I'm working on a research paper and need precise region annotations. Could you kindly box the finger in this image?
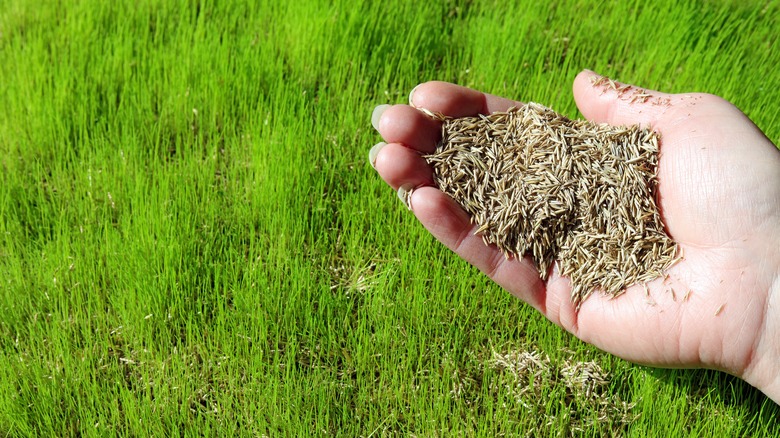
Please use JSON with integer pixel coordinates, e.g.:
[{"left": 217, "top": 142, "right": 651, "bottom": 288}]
[
  {"left": 409, "top": 81, "right": 522, "bottom": 117},
  {"left": 407, "top": 186, "right": 547, "bottom": 312},
  {"left": 371, "top": 142, "right": 434, "bottom": 190},
  {"left": 373, "top": 104, "right": 441, "bottom": 153},
  {"left": 572, "top": 70, "right": 672, "bottom": 127}
]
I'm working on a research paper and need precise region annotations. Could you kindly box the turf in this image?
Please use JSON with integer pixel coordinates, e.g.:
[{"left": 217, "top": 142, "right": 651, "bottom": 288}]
[{"left": 0, "top": 0, "right": 778, "bottom": 436}]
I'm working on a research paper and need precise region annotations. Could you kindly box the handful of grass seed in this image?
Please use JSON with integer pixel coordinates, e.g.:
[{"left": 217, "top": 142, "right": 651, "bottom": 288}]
[{"left": 424, "top": 103, "right": 678, "bottom": 305}]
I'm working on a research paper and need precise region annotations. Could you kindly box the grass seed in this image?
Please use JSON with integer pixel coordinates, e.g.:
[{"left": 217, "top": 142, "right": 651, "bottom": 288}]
[{"left": 425, "top": 103, "right": 679, "bottom": 306}]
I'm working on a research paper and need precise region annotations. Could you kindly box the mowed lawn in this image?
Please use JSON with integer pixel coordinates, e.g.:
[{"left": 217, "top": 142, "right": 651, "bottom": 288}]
[{"left": 1, "top": 0, "right": 779, "bottom": 435}]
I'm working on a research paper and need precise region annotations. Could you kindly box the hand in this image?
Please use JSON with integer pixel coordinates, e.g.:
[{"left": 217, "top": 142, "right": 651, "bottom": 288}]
[{"left": 370, "top": 71, "right": 780, "bottom": 403}]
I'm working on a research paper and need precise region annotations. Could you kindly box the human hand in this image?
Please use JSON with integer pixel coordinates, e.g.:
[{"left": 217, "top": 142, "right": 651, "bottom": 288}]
[{"left": 369, "top": 71, "right": 780, "bottom": 403}]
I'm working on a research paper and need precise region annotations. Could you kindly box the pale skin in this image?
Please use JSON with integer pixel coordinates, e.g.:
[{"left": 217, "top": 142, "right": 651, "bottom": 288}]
[{"left": 369, "top": 70, "right": 780, "bottom": 404}]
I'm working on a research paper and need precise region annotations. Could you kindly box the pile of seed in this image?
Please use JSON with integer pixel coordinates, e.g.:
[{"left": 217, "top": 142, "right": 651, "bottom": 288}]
[{"left": 424, "top": 103, "right": 678, "bottom": 305}]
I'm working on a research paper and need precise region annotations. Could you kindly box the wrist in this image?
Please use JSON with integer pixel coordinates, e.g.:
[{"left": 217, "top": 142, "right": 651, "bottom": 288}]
[{"left": 742, "top": 270, "right": 780, "bottom": 404}]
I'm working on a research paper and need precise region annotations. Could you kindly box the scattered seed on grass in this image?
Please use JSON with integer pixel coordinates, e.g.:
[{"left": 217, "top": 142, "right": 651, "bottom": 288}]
[
  {"left": 424, "top": 103, "right": 679, "bottom": 306},
  {"left": 490, "top": 348, "right": 638, "bottom": 429}
]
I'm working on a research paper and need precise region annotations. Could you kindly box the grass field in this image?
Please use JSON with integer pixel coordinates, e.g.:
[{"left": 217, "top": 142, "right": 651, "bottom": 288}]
[{"left": 1, "top": 0, "right": 779, "bottom": 435}]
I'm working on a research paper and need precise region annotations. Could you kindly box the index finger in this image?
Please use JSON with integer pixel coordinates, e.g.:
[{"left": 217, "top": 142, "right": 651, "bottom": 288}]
[{"left": 410, "top": 81, "right": 524, "bottom": 117}]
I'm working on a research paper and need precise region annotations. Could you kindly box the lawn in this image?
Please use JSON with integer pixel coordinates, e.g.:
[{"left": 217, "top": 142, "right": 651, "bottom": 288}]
[{"left": 1, "top": 0, "right": 779, "bottom": 435}]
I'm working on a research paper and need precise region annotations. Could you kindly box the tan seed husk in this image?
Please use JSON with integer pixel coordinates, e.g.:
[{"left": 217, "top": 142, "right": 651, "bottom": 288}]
[{"left": 424, "top": 103, "right": 678, "bottom": 307}]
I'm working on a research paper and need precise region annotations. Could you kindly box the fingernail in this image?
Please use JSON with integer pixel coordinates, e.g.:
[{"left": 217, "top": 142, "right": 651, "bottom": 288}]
[
  {"left": 397, "top": 183, "right": 415, "bottom": 210},
  {"left": 368, "top": 142, "right": 386, "bottom": 168},
  {"left": 408, "top": 84, "right": 420, "bottom": 107},
  {"left": 371, "top": 104, "right": 391, "bottom": 131}
]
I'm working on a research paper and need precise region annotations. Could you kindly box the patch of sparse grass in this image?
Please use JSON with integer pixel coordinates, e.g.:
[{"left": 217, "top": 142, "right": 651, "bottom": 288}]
[{"left": 0, "top": 0, "right": 779, "bottom": 436}]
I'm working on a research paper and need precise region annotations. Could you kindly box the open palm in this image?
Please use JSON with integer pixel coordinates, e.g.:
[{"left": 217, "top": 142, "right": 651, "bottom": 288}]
[{"left": 371, "top": 71, "right": 780, "bottom": 401}]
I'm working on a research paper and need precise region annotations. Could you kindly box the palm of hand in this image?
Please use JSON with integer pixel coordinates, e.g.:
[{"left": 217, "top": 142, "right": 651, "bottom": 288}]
[
  {"left": 574, "top": 90, "right": 780, "bottom": 377},
  {"left": 372, "top": 71, "right": 780, "bottom": 385}
]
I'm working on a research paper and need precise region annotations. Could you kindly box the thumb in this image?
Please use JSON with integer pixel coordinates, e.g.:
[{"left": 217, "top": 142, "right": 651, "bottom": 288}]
[{"left": 572, "top": 70, "right": 673, "bottom": 127}]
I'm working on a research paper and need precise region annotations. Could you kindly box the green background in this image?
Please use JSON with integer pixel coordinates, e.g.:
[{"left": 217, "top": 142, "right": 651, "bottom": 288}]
[{"left": 1, "top": 0, "right": 778, "bottom": 435}]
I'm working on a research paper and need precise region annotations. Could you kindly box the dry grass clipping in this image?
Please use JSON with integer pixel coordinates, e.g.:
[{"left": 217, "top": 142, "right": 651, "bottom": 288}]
[{"left": 425, "top": 103, "right": 678, "bottom": 305}]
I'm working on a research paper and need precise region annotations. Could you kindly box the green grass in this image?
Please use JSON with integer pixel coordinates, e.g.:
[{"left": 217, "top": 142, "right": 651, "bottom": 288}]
[{"left": 1, "top": 0, "right": 779, "bottom": 435}]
